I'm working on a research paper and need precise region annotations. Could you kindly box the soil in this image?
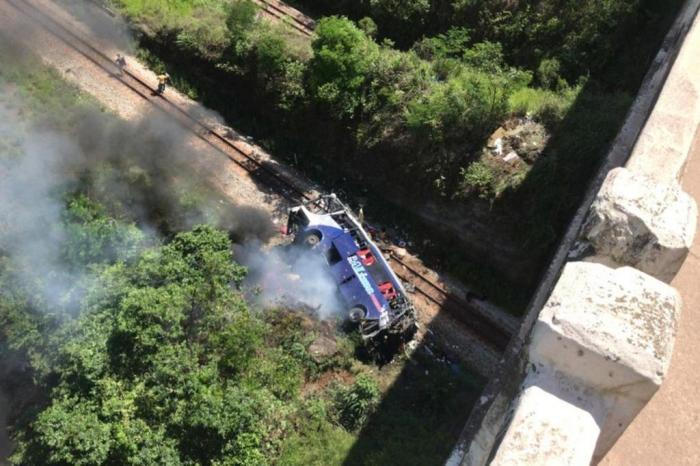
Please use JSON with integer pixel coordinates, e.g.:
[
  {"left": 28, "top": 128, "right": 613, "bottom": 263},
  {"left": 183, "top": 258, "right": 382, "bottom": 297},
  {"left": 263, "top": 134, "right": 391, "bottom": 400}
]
[{"left": 303, "top": 369, "right": 355, "bottom": 396}]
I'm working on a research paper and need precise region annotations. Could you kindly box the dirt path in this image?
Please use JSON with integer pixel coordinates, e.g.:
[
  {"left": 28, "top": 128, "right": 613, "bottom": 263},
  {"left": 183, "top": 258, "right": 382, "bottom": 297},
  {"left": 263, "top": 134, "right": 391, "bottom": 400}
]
[
  {"left": 1, "top": 0, "right": 290, "bottom": 220},
  {"left": 600, "top": 128, "right": 700, "bottom": 465}
]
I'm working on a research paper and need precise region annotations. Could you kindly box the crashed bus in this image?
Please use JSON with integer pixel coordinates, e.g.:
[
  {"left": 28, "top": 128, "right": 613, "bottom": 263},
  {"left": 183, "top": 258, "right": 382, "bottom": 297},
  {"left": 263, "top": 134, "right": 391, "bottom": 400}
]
[{"left": 285, "top": 194, "right": 416, "bottom": 340}]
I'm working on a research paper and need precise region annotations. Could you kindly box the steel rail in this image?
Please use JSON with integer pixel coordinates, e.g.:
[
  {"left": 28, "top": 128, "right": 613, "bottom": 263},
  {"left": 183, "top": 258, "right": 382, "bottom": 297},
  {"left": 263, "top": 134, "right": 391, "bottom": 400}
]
[
  {"left": 253, "top": 0, "right": 314, "bottom": 37},
  {"left": 11, "top": 0, "right": 511, "bottom": 352},
  {"left": 7, "top": 0, "right": 314, "bottom": 205},
  {"left": 388, "top": 257, "right": 511, "bottom": 351}
]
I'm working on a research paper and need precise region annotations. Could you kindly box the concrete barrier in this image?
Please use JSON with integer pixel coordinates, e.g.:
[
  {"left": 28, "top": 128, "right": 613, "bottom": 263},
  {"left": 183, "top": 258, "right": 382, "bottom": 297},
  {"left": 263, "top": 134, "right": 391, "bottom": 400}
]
[
  {"left": 448, "top": 2, "right": 700, "bottom": 465},
  {"left": 491, "top": 263, "right": 682, "bottom": 465},
  {"left": 581, "top": 168, "right": 697, "bottom": 283}
]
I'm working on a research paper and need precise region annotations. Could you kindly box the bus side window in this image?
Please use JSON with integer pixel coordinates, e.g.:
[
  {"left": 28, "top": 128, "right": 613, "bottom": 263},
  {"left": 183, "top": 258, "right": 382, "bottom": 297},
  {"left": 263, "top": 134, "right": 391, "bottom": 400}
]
[{"left": 325, "top": 245, "right": 342, "bottom": 265}]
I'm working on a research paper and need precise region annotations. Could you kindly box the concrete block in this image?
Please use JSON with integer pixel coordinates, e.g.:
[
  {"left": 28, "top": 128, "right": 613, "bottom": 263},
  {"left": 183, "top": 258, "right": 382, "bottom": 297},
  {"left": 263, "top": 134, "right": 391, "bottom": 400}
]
[
  {"left": 531, "top": 262, "right": 681, "bottom": 458},
  {"left": 491, "top": 370, "right": 605, "bottom": 466},
  {"left": 582, "top": 167, "right": 697, "bottom": 282},
  {"left": 627, "top": 16, "right": 700, "bottom": 183}
]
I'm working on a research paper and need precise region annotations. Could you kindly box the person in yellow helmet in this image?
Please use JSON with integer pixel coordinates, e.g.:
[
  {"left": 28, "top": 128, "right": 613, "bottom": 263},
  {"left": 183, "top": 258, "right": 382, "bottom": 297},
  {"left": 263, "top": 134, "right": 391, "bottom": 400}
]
[{"left": 156, "top": 73, "right": 170, "bottom": 94}]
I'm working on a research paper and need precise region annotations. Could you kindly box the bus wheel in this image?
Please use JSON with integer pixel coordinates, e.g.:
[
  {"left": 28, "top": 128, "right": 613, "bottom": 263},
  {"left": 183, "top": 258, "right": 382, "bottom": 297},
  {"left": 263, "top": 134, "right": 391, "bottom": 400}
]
[
  {"left": 304, "top": 232, "right": 321, "bottom": 247},
  {"left": 348, "top": 307, "right": 365, "bottom": 323}
]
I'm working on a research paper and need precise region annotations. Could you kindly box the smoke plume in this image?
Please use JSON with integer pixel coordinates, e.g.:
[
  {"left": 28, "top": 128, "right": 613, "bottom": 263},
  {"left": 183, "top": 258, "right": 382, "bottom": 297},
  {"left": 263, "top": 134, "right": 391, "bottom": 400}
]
[
  {"left": 236, "top": 241, "right": 345, "bottom": 319},
  {"left": 0, "top": 1, "right": 343, "bottom": 319},
  {"left": 56, "top": 0, "right": 135, "bottom": 53},
  {"left": 0, "top": 80, "right": 276, "bottom": 303}
]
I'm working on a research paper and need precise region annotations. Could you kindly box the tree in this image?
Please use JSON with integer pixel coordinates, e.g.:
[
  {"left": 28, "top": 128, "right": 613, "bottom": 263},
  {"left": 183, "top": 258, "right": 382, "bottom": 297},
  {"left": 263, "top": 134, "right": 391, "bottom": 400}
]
[
  {"left": 308, "top": 17, "right": 381, "bottom": 118},
  {"left": 8, "top": 225, "right": 280, "bottom": 465},
  {"left": 62, "top": 194, "right": 146, "bottom": 268}
]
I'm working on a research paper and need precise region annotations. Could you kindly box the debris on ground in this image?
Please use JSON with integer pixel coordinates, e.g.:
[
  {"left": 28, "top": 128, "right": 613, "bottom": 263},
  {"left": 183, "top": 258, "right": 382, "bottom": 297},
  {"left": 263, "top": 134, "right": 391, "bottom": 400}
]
[
  {"left": 503, "top": 151, "right": 521, "bottom": 164},
  {"left": 486, "top": 117, "right": 548, "bottom": 165}
]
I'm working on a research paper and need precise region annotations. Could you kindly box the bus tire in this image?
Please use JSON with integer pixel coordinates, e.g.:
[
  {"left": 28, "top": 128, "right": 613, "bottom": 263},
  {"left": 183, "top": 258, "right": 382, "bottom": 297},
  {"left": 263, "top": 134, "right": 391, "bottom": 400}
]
[
  {"left": 303, "top": 232, "right": 321, "bottom": 247},
  {"left": 348, "top": 307, "right": 365, "bottom": 323}
]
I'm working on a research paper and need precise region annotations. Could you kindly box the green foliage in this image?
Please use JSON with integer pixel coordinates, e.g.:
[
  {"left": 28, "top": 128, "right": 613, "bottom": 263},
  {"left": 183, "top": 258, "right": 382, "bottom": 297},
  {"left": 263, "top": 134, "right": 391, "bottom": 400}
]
[
  {"left": 413, "top": 27, "right": 471, "bottom": 61},
  {"left": 508, "top": 84, "right": 581, "bottom": 125},
  {"left": 462, "top": 41, "right": 505, "bottom": 74},
  {"left": 309, "top": 17, "right": 380, "bottom": 118},
  {"left": 277, "top": 398, "right": 354, "bottom": 465},
  {"left": 459, "top": 160, "right": 496, "bottom": 200},
  {"left": 213, "top": 314, "right": 264, "bottom": 378},
  {"left": 331, "top": 374, "right": 380, "bottom": 431},
  {"left": 537, "top": 58, "right": 563, "bottom": 90},
  {"left": 357, "top": 17, "right": 378, "bottom": 38},
  {"left": 62, "top": 194, "right": 146, "bottom": 268},
  {"left": 369, "top": 0, "right": 430, "bottom": 22},
  {"left": 1, "top": 53, "right": 490, "bottom": 464},
  {"left": 226, "top": 0, "right": 258, "bottom": 39},
  {"left": 7, "top": 225, "right": 275, "bottom": 465},
  {"left": 24, "top": 397, "right": 113, "bottom": 465},
  {"left": 407, "top": 69, "right": 502, "bottom": 143}
]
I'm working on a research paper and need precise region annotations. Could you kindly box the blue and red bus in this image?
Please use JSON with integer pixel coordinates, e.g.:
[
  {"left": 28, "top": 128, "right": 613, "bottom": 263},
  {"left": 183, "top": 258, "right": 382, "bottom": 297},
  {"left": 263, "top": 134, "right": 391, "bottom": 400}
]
[{"left": 285, "top": 195, "right": 416, "bottom": 340}]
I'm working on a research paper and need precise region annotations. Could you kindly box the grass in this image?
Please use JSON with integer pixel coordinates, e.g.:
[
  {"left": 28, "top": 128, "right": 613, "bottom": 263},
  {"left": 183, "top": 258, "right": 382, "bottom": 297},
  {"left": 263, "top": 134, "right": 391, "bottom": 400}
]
[
  {"left": 508, "top": 85, "right": 580, "bottom": 124},
  {"left": 0, "top": 42, "right": 102, "bottom": 124},
  {"left": 117, "top": 0, "right": 201, "bottom": 22}
]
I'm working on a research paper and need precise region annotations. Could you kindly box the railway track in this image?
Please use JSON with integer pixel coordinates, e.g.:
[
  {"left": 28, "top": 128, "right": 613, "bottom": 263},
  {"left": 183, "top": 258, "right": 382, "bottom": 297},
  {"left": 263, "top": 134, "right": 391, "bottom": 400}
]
[
  {"left": 7, "top": 0, "right": 512, "bottom": 353},
  {"left": 253, "top": 0, "right": 315, "bottom": 37},
  {"left": 387, "top": 255, "right": 512, "bottom": 351},
  {"left": 6, "top": 0, "right": 313, "bottom": 204}
]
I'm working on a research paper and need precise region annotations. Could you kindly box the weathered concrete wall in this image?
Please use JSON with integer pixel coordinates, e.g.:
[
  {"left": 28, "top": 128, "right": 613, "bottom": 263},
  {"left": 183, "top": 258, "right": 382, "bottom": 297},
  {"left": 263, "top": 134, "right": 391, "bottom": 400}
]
[
  {"left": 581, "top": 168, "right": 697, "bottom": 283},
  {"left": 491, "top": 263, "right": 682, "bottom": 465},
  {"left": 448, "top": 1, "right": 700, "bottom": 465}
]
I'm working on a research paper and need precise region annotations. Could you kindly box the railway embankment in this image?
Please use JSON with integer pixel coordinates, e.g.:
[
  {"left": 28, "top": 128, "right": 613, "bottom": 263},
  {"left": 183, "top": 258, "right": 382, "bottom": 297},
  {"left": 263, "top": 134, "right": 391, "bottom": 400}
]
[{"left": 449, "top": 1, "right": 700, "bottom": 464}]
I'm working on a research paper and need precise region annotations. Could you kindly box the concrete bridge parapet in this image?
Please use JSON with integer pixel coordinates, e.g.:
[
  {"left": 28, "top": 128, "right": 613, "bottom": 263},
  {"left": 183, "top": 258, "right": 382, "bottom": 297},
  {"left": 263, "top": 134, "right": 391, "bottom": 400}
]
[{"left": 450, "top": 1, "right": 700, "bottom": 465}]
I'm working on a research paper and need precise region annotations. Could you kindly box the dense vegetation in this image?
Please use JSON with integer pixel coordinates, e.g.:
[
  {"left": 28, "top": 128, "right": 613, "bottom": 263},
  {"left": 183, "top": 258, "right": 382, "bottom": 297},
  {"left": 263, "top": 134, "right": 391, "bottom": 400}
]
[
  {"left": 111, "top": 0, "right": 680, "bottom": 290},
  {"left": 0, "top": 47, "right": 481, "bottom": 465},
  {"left": 3, "top": 215, "right": 478, "bottom": 465}
]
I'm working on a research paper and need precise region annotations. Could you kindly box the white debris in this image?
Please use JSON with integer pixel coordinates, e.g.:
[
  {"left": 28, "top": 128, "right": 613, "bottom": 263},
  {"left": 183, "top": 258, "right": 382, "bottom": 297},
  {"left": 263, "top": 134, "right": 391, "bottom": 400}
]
[
  {"left": 494, "top": 137, "right": 503, "bottom": 156},
  {"left": 503, "top": 151, "right": 521, "bottom": 164}
]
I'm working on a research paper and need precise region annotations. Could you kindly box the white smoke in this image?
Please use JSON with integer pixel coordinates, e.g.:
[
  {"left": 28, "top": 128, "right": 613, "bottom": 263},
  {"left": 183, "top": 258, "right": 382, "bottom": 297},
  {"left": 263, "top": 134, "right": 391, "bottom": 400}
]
[
  {"left": 0, "top": 2, "right": 339, "bottom": 319},
  {"left": 236, "top": 241, "right": 346, "bottom": 320},
  {"left": 0, "top": 98, "right": 91, "bottom": 309}
]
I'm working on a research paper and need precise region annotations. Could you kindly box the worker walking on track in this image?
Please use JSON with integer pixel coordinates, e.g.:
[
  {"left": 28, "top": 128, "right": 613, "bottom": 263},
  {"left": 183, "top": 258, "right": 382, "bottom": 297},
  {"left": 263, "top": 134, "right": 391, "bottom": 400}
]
[
  {"left": 114, "top": 53, "right": 126, "bottom": 76},
  {"left": 156, "top": 73, "right": 170, "bottom": 94}
]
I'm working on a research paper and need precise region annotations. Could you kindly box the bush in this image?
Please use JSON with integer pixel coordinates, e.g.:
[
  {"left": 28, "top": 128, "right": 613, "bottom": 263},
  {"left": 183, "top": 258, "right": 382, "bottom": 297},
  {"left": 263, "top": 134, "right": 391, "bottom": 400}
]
[
  {"left": 406, "top": 68, "right": 509, "bottom": 144},
  {"left": 462, "top": 41, "right": 505, "bottom": 74},
  {"left": 308, "top": 17, "right": 381, "bottom": 118},
  {"left": 508, "top": 85, "right": 580, "bottom": 125},
  {"left": 537, "top": 57, "right": 564, "bottom": 90},
  {"left": 459, "top": 160, "right": 496, "bottom": 200},
  {"left": 331, "top": 374, "right": 380, "bottom": 431},
  {"left": 226, "top": 0, "right": 258, "bottom": 37}
]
